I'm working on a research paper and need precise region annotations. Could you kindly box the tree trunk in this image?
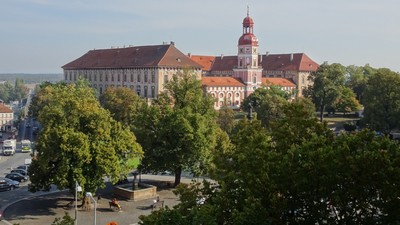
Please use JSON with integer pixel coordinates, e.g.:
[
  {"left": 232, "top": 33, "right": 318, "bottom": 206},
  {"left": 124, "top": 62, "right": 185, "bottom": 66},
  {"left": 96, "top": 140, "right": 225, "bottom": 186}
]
[
  {"left": 174, "top": 166, "right": 182, "bottom": 187},
  {"left": 319, "top": 105, "right": 325, "bottom": 122}
]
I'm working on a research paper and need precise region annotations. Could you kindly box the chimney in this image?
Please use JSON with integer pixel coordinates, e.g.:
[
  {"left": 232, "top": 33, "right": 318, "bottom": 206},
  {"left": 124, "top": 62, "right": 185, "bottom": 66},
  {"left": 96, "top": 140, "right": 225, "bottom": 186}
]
[
  {"left": 221, "top": 54, "right": 224, "bottom": 59},
  {"left": 290, "top": 53, "right": 293, "bottom": 62},
  {"left": 170, "top": 41, "right": 175, "bottom": 46},
  {"left": 188, "top": 53, "right": 191, "bottom": 58},
  {"left": 266, "top": 51, "right": 269, "bottom": 56}
]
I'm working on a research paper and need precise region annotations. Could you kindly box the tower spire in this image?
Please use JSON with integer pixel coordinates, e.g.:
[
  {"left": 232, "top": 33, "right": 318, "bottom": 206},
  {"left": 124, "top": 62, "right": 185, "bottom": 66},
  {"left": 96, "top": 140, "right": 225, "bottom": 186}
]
[{"left": 247, "top": 5, "right": 249, "bottom": 17}]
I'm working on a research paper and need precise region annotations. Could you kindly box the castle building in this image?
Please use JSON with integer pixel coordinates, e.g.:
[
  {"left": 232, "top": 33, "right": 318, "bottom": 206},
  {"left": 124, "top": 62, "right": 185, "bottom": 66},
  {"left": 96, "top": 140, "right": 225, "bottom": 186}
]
[
  {"left": 62, "top": 43, "right": 202, "bottom": 98},
  {"left": 62, "top": 10, "right": 318, "bottom": 110},
  {"left": 190, "top": 10, "right": 319, "bottom": 109}
]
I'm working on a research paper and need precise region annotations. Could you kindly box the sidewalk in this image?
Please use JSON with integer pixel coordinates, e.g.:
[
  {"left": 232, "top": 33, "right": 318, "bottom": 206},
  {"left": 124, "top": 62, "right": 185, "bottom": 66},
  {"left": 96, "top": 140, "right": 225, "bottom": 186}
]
[{"left": 1, "top": 175, "right": 200, "bottom": 225}]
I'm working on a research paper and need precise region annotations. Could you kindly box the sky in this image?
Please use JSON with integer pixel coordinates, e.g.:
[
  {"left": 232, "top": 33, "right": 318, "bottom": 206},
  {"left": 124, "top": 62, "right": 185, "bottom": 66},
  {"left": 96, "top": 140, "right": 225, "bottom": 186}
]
[{"left": 1, "top": 0, "right": 399, "bottom": 73}]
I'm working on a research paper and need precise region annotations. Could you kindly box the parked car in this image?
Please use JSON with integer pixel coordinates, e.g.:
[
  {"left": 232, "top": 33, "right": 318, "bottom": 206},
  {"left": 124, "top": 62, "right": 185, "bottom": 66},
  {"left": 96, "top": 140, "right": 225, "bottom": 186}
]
[
  {"left": 5, "top": 173, "right": 28, "bottom": 182},
  {"left": 17, "top": 165, "right": 29, "bottom": 171},
  {"left": 3, "top": 178, "right": 19, "bottom": 189},
  {"left": 11, "top": 169, "right": 28, "bottom": 177},
  {"left": 0, "top": 179, "right": 12, "bottom": 191}
]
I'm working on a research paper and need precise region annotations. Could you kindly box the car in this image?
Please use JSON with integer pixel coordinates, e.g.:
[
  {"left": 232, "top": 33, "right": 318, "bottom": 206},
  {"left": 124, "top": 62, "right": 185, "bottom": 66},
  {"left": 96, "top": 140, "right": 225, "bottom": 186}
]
[
  {"left": 26, "top": 123, "right": 31, "bottom": 128},
  {"left": 5, "top": 173, "right": 28, "bottom": 182},
  {"left": 17, "top": 165, "right": 29, "bottom": 171},
  {"left": 3, "top": 178, "right": 19, "bottom": 189},
  {"left": 11, "top": 169, "right": 28, "bottom": 177},
  {"left": 0, "top": 179, "right": 12, "bottom": 191}
]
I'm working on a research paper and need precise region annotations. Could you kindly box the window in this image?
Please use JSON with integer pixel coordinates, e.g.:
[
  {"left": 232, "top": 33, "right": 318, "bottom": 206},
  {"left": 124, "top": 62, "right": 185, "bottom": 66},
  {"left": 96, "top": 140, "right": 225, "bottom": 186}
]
[
  {"left": 130, "top": 73, "right": 134, "bottom": 82},
  {"left": 239, "top": 48, "right": 243, "bottom": 53},
  {"left": 123, "top": 74, "right": 127, "bottom": 82},
  {"left": 151, "top": 86, "right": 155, "bottom": 98},
  {"left": 136, "top": 85, "right": 141, "bottom": 95},
  {"left": 138, "top": 72, "right": 141, "bottom": 82},
  {"left": 111, "top": 75, "right": 114, "bottom": 82},
  {"left": 253, "top": 76, "right": 257, "bottom": 83},
  {"left": 144, "top": 71, "right": 148, "bottom": 82},
  {"left": 151, "top": 71, "right": 156, "bottom": 83},
  {"left": 100, "top": 74, "right": 102, "bottom": 81},
  {"left": 144, "top": 86, "right": 148, "bottom": 98},
  {"left": 164, "top": 74, "right": 168, "bottom": 83},
  {"left": 117, "top": 74, "right": 120, "bottom": 82},
  {"left": 99, "top": 87, "right": 103, "bottom": 94}
]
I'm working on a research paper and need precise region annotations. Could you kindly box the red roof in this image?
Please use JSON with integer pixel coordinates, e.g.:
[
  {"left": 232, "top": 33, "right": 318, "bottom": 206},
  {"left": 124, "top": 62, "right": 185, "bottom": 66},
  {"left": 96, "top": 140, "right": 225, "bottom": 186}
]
[
  {"left": 261, "top": 53, "right": 318, "bottom": 71},
  {"left": 62, "top": 44, "right": 202, "bottom": 69},
  {"left": 262, "top": 78, "right": 296, "bottom": 87},
  {"left": 243, "top": 16, "right": 254, "bottom": 27},
  {"left": 208, "top": 53, "right": 318, "bottom": 72},
  {"left": 189, "top": 55, "right": 215, "bottom": 71},
  {"left": 202, "top": 77, "right": 245, "bottom": 87},
  {"left": 238, "top": 34, "right": 259, "bottom": 46},
  {"left": 0, "top": 103, "right": 12, "bottom": 113}
]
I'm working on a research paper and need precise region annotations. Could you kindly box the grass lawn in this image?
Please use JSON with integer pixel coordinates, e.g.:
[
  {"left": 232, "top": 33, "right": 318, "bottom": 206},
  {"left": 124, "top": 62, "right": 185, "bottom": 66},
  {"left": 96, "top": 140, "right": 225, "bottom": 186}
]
[{"left": 322, "top": 113, "right": 360, "bottom": 130}]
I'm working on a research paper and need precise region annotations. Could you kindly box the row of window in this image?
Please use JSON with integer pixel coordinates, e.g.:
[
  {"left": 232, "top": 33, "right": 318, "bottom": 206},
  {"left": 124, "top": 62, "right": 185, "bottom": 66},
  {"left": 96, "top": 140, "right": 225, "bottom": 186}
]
[
  {"left": 65, "top": 70, "right": 161, "bottom": 83},
  {"left": 94, "top": 84, "right": 157, "bottom": 98},
  {"left": 210, "top": 92, "right": 241, "bottom": 99},
  {"left": 0, "top": 113, "right": 12, "bottom": 118}
]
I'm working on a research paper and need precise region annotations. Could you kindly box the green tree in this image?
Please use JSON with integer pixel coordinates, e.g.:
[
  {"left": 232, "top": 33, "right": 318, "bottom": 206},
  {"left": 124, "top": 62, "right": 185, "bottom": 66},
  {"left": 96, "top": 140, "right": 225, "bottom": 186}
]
[
  {"left": 216, "top": 105, "right": 235, "bottom": 134},
  {"left": 362, "top": 68, "right": 400, "bottom": 132},
  {"left": 13, "top": 78, "right": 29, "bottom": 101},
  {"left": 99, "top": 87, "right": 145, "bottom": 127},
  {"left": 345, "top": 64, "right": 376, "bottom": 103},
  {"left": 241, "top": 87, "right": 288, "bottom": 128},
  {"left": 305, "top": 62, "right": 346, "bottom": 121},
  {"left": 334, "top": 86, "right": 361, "bottom": 115},
  {"left": 28, "top": 81, "right": 143, "bottom": 195},
  {"left": 0, "top": 81, "right": 14, "bottom": 102},
  {"left": 134, "top": 68, "right": 218, "bottom": 186}
]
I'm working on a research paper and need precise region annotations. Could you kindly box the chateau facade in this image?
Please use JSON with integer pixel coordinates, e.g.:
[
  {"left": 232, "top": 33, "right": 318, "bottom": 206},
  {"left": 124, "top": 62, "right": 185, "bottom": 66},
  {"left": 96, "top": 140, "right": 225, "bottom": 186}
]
[{"left": 62, "top": 11, "right": 318, "bottom": 109}]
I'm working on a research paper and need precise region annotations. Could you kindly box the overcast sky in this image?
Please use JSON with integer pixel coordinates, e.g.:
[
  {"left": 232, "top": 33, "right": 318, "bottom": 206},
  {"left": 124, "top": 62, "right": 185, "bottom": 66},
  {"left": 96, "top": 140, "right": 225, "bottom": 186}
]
[{"left": 1, "top": 0, "right": 399, "bottom": 73}]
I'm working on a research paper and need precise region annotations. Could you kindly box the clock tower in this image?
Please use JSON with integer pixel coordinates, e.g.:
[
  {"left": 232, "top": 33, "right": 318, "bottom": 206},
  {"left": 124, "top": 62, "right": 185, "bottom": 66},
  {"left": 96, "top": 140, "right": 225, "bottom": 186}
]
[{"left": 233, "top": 7, "right": 263, "bottom": 97}]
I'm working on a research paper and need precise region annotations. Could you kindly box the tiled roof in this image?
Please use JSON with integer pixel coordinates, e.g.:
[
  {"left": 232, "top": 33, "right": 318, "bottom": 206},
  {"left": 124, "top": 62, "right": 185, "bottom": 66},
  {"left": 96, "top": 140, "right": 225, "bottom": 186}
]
[
  {"left": 208, "top": 53, "right": 319, "bottom": 72},
  {"left": 0, "top": 104, "right": 12, "bottom": 113},
  {"left": 210, "top": 56, "right": 237, "bottom": 71},
  {"left": 62, "top": 44, "right": 202, "bottom": 69},
  {"left": 262, "top": 78, "right": 296, "bottom": 87},
  {"left": 261, "top": 53, "right": 318, "bottom": 71},
  {"left": 189, "top": 55, "right": 215, "bottom": 71},
  {"left": 202, "top": 77, "right": 245, "bottom": 87}
]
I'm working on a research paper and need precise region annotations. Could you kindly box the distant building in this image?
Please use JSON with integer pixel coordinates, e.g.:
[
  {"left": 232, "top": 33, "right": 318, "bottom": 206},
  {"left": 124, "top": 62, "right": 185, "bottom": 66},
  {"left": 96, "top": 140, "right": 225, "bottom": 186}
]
[
  {"left": 190, "top": 10, "right": 318, "bottom": 109},
  {"left": 0, "top": 103, "right": 14, "bottom": 132},
  {"left": 62, "top": 43, "right": 202, "bottom": 99},
  {"left": 62, "top": 10, "right": 318, "bottom": 109}
]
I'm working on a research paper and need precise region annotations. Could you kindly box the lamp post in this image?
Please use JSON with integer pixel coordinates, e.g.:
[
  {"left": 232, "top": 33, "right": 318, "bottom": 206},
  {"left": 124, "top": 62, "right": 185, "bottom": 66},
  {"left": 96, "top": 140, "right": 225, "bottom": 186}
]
[
  {"left": 75, "top": 181, "right": 82, "bottom": 225},
  {"left": 86, "top": 192, "right": 97, "bottom": 225}
]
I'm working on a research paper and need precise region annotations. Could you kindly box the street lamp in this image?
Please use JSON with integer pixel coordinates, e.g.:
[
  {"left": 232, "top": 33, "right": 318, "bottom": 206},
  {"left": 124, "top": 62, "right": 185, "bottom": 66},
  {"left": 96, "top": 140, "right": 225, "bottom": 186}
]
[
  {"left": 86, "top": 192, "right": 97, "bottom": 225},
  {"left": 75, "top": 181, "right": 82, "bottom": 225}
]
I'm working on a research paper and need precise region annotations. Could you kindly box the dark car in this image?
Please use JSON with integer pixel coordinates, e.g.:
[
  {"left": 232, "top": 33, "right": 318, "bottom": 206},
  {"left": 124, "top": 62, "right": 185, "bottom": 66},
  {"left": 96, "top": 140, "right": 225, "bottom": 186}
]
[
  {"left": 0, "top": 179, "right": 12, "bottom": 191},
  {"left": 3, "top": 178, "right": 19, "bottom": 189},
  {"left": 17, "top": 165, "right": 29, "bottom": 171},
  {"left": 5, "top": 173, "right": 28, "bottom": 182},
  {"left": 11, "top": 169, "right": 28, "bottom": 176}
]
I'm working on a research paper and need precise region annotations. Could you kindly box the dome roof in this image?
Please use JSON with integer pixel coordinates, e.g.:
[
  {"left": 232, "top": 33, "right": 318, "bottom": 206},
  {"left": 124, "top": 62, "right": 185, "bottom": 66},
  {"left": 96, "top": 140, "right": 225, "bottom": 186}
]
[
  {"left": 238, "top": 33, "right": 258, "bottom": 46},
  {"left": 242, "top": 16, "right": 254, "bottom": 27}
]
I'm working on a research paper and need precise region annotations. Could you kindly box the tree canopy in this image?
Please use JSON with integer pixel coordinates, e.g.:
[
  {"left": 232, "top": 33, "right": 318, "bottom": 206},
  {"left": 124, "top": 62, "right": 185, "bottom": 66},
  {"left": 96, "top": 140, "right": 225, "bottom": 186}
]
[
  {"left": 362, "top": 68, "right": 400, "bottom": 132},
  {"left": 305, "top": 62, "right": 346, "bottom": 121},
  {"left": 28, "top": 81, "right": 142, "bottom": 194},
  {"left": 133, "top": 68, "right": 218, "bottom": 186}
]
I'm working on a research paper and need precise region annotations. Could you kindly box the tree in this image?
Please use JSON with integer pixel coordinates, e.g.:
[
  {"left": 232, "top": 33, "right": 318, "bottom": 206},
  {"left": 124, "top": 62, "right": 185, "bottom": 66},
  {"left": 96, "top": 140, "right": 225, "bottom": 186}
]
[
  {"left": 305, "top": 62, "right": 346, "bottom": 121},
  {"left": 99, "top": 87, "right": 145, "bottom": 127},
  {"left": 345, "top": 64, "right": 376, "bottom": 103},
  {"left": 28, "top": 81, "right": 143, "bottom": 196},
  {"left": 241, "top": 87, "right": 288, "bottom": 128},
  {"left": 216, "top": 104, "right": 235, "bottom": 134},
  {"left": 0, "top": 81, "right": 13, "bottom": 102},
  {"left": 362, "top": 68, "right": 400, "bottom": 132},
  {"left": 12, "top": 78, "right": 29, "bottom": 101},
  {"left": 334, "top": 86, "right": 361, "bottom": 115},
  {"left": 133, "top": 68, "right": 218, "bottom": 186}
]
